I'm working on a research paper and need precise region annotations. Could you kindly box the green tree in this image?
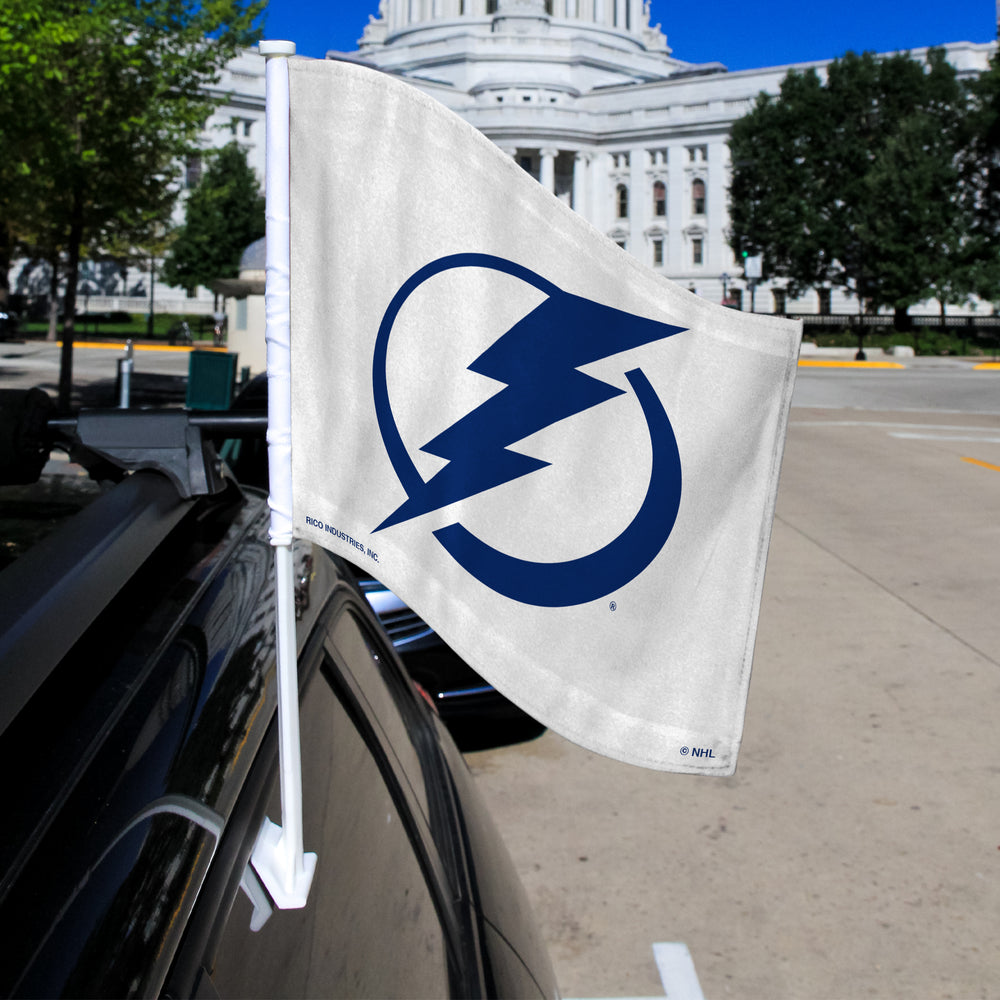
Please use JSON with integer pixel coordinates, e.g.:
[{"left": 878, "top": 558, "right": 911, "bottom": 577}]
[
  {"left": 162, "top": 143, "right": 265, "bottom": 302},
  {"left": 962, "top": 46, "right": 1000, "bottom": 304},
  {"left": 729, "top": 49, "right": 971, "bottom": 329},
  {"left": 0, "top": 0, "right": 263, "bottom": 411}
]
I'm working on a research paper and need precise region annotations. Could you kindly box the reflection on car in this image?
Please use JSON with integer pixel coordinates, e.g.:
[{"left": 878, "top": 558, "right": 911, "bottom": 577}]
[
  {"left": 221, "top": 374, "right": 545, "bottom": 752},
  {"left": 0, "top": 398, "right": 557, "bottom": 998}
]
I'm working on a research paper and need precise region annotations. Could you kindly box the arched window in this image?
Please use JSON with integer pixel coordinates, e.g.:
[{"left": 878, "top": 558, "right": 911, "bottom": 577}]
[
  {"left": 691, "top": 178, "right": 706, "bottom": 216},
  {"left": 616, "top": 183, "right": 628, "bottom": 219},
  {"left": 653, "top": 180, "right": 666, "bottom": 217}
]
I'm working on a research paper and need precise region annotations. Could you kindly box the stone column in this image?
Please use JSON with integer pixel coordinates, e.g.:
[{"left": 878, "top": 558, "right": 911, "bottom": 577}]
[
  {"left": 540, "top": 147, "right": 558, "bottom": 194},
  {"left": 631, "top": 0, "right": 643, "bottom": 31},
  {"left": 572, "top": 151, "right": 590, "bottom": 218},
  {"left": 615, "top": 0, "right": 626, "bottom": 28},
  {"left": 629, "top": 146, "right": 647, "bottom": 261}
]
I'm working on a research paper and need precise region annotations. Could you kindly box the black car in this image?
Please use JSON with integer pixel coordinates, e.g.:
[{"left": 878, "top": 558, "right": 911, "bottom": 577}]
[
  {"left": 0, "top": 308, "right": 18, "bottom": 341},
  {"left": 0, "top": 395, "right": 557, "bottom": 998},
  {"left": 221, "top": 375, "right": 545, "bottom": 751}
]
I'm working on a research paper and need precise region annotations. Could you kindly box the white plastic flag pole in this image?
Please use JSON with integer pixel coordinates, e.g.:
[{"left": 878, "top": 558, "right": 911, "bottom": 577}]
[{"left": 252, "top": 38, "right": 317, "bottom": 909}]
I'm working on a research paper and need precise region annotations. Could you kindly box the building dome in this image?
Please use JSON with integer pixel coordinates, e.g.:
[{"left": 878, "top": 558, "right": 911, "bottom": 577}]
[
  {"left": 353, "top": 0, "right": 697, "bottom": 97},
  {"left": 340, "top": 2, "right": 994, "bottom": 316},
  {"left": 239, "top": 237, "right": 266, "bottom": 273},
  {"left": 359, "top": 0, "right": 669, "bottom": 52}
]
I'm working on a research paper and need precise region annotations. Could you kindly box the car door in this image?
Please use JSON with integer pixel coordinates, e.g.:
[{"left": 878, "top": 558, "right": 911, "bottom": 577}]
[{"left": 165, "top": 592, "right": 485, "bottom": 999}]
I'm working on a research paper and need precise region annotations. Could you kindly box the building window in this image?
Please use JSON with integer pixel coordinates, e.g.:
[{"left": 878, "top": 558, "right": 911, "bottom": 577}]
[
  {"left": 652, "top": 238, "right": 664, "bottom": 266},
  {"left": 486, "top": 0, "right": 497, "bottom": 12},
  {"left": 692, "top": 238, "right": 703, "bottom": 265},
  {"left": 691, "top": 179, "right": 705, "bottom": 216},
  {"left": 772, "top": 288, "right": 787, "bottom": 314},
  {"left": 616, "top": 240, "right": 627, "bottom": 250},
  {"left": 236, "top": 298, "right": 248, "bottom": 331},
  {"left": 653, "top": 180, "right": 666, "bottom": 217},
  {"left": 817, "top": 287, "right": 831, "bottom": 315},
  {"left": 519, "top": 154, "right": 533, "bottom": 172},
  {"left": 616, "top": 183, "right": 628, "bottom": 219}
]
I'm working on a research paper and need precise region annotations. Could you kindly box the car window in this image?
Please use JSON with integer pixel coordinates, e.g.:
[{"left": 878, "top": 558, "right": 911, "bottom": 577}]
[
  {"left": 207, "top": 648, "right": 452, "bottom": 998},
  {"left": 323, "top": 608, "right": 464, "bottom": 896}
]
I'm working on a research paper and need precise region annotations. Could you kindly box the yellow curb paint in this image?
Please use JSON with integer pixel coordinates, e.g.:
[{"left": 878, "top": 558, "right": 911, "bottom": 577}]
[
  {"left": 973, "top": 362, "right": 1000, "bottom": 371},
  {"left": 797, "top": 359, "right": 906, "bottom": 369},
  {"left": 61, "top": 341, "right": 227, "bottom": 353},
  {"left": 962, "top": 456, "right": 1000, "bottom": 473}
]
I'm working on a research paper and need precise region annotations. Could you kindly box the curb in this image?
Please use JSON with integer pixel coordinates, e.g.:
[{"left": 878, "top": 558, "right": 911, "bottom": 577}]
[
  {"left": 798, "top": 359, "right": 906, "bottom": 369},
  {"left": 61, "top": 341, "right": 228, "bottom": 353}
]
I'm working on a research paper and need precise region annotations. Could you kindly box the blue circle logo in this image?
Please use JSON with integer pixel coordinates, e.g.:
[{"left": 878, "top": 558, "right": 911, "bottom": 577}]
[{"left": 372, "top": 253, "right": 685, "bottom": 607}]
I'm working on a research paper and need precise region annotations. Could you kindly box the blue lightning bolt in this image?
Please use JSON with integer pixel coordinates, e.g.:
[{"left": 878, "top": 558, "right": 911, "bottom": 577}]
[{"left": 375, "top": 287, "right": 685, "bottom": 532}]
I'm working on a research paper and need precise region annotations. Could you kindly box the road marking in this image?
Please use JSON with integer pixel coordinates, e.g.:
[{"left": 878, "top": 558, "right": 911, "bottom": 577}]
[
  {"left": 653, "top": 942, "right": 705, "bottom": 1000},
  {"left": 962, "top": 456, "right": 1000, "bottom": 473},
  {"left": 794, "top": 419, "right": 1000, "bottom": 443},
  {"left": 973, "top": 362, "right": 1000, "bottom": 370},
  {"left": 564, "top": 942, "right": 705, "bottom": 1000},
  {"left": 793, "top": 420, "right": 997, "bottom": 431},
  {"left": 798, "top": 359, "right": 905, "bottom": 369},
  {"left": 890, "top": 432, "right": 1000, "bottom": 443}
]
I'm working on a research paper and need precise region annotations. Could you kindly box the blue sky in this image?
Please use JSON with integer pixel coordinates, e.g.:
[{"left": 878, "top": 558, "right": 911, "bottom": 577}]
[{"left": 261, "top": 1, "right": 996, "bottom": 69}]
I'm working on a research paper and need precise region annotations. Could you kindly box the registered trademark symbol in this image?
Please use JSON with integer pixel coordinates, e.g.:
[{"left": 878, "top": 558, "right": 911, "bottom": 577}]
[{"left": 609, "top": 601, "right": 617, "bottom": 612}]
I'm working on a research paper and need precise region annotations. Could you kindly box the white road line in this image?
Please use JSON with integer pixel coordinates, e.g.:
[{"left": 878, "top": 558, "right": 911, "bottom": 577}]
[
  {"left": 792, "top": 420, "right": 999, "bottom": 432},
  {"left": 565, "top": 942, "right": 705, "bottom": 1000},
  {"left": 889, "top": 432, "right": 1000, "bottom": 443},
  {"left": 653, "top": 942, "right": 705, "bottom": 1000}
]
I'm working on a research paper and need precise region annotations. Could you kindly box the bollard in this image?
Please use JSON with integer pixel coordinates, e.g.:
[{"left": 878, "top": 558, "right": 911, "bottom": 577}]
[{"left": 117, "top": 339, "right": 134, "bottom": 408}]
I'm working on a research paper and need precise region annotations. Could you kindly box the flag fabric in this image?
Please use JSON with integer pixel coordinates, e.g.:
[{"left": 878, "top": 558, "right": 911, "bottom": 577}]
[{"left": 282, "top": 56, "right": 801, "bottom": 774}]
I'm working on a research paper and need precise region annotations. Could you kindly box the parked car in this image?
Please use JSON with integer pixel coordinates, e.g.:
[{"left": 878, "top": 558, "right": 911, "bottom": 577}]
[
  {"left": 221, "top": 375, "right": 545, "bottom": 751},
  {"left": 0, "top": 308, "right": 19, "bottom": 341},
  {"left": 0, "top": 398, "right": 557, "bottom": 998}
]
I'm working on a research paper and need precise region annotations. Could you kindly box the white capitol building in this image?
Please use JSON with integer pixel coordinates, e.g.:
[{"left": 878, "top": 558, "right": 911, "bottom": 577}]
[{"left": 47, "top": 1, "right": 996, "bottom": 319}]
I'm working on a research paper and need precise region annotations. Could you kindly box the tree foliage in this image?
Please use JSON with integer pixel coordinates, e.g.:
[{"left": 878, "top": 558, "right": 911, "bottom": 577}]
[
  {"left": 728, "top": 49, "right": 974, "bottom": 315},
  {"left": 961, "top": 47, "right": 1000, "bottom": 302},
  {"left": 162, "top": 143, "right": 265, "bottom": 296},
  {"left": 0, "top": 0, "right": 263, "bottom": 409}
]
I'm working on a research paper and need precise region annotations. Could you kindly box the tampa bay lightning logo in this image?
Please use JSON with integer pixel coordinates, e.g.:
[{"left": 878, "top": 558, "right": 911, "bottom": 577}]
[{"left": 372, "top": 253, "right": 685, "bottom": 607}]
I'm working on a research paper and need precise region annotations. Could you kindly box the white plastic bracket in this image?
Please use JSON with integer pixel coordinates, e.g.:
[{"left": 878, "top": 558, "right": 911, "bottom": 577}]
[{"left": 254, "top": 38, "right": 317, "bottom": 913}]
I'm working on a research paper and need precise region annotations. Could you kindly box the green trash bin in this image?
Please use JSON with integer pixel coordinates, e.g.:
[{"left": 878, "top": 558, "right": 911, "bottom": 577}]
[{"left": 186, "top": 351, "right": 238, "bottom": 410}]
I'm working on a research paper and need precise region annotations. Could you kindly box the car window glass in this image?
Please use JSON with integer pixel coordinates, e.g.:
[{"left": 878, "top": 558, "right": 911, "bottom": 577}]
[
  {"left": 325, "top": 608, "right": 435, "bottom": 820},
  {"left": 208, "top": 656, "right": 450, "bottom": 998}
]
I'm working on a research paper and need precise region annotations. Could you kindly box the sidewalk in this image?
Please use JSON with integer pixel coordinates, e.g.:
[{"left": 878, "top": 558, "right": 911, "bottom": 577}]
[{"left": 466, "top": 407, "right": 1000, "bottom": 999}]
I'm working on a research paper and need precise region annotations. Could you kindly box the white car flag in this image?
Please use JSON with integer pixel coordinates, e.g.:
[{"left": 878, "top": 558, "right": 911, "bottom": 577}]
[{"left": 280, "top": 56, "right": 800, "bottom": 774}]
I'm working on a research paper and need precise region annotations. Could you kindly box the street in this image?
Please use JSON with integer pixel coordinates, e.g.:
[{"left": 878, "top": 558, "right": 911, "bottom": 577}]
[
  {"left": 0, "top": 340, "right": 192, "bottom": 408},
  {"left": 467, "top": 361, "right": 1000, "bottom": 999},
  {"left": 2, "top": 344, "right": 998, "bottom": 998}
]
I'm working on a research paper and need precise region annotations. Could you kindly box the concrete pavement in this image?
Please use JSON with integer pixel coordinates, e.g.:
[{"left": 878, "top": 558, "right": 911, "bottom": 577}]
[{"left": 467, "top": 406, "right": 1000, "bottom": 999}]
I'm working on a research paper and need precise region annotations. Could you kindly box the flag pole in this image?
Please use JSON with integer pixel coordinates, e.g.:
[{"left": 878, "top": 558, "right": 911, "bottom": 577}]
[{"left": 252, "top": 38, "right": 317, "bottom": 909}]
